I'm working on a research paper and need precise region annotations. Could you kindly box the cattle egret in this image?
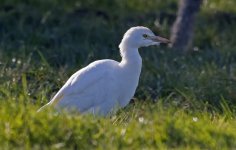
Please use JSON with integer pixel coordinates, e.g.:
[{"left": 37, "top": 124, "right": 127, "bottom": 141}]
[{"left": 38, "top": 26, "right": 170, "bottom": 115}]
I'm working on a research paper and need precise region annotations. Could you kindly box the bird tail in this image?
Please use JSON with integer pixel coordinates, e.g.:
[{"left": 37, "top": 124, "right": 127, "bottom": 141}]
[{"left": 37, "top": 103, "right": 51, "bottom": 113}]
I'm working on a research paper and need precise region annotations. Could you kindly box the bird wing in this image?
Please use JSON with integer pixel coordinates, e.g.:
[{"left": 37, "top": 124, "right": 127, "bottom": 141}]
[{"left": 48, "top": 60, "right": 116, "bottom": 109}]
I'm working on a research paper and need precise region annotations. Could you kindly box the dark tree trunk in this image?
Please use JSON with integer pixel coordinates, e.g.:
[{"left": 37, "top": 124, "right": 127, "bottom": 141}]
[{"left": 170, "top": 0, "right": 202, "bottom": 52}]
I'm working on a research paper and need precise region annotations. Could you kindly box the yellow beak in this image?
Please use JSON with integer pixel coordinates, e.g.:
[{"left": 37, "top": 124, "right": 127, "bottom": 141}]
[{"left": 151, "top": 36, "right": 171, "bottom": 44}]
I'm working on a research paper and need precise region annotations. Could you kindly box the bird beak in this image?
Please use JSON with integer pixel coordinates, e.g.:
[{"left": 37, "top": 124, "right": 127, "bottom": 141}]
[{"left": 150, "top": 36, "right": 171, "bottom": 44}]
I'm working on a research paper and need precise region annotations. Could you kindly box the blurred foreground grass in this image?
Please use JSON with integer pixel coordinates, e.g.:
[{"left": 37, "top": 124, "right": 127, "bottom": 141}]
[
  {"left": 1, "top": 99, "right": 236, "bottom": 149},
  {"left": 0, "top": 0, "right": 236, "bottom": 149}
]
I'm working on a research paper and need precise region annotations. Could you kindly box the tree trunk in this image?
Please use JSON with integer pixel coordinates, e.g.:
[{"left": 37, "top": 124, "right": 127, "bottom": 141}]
[{"left": 170, "top": 0, "right": 202, "bottom": 53}]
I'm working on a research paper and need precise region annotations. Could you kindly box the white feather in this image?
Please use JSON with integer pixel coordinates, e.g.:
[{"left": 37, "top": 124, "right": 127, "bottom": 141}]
[{"left": 38, "top": 26, "right": 163, "bottom": 116}]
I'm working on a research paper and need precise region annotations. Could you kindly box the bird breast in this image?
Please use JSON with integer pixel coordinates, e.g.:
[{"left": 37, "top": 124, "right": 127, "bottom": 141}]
[{"left": 117, "top": 60, "right": 142, "bottom": 107}]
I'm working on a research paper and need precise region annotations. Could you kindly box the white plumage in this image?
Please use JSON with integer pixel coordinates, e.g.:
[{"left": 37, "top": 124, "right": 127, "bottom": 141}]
[{"left": 38, "top": 26, "right": 170, "bottom": 115}]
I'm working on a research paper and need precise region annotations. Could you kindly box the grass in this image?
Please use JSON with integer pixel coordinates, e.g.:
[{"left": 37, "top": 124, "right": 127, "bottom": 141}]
[
  {"left": 0, "top": 0, "right": 236, "bottom": 149},
  {"left": 1, "top": 100, "right": 236, "bottom": 149}
]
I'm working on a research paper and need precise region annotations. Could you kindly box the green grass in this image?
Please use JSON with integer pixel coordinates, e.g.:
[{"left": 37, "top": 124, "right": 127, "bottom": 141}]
[
  {"left": 1, "top": 100, "right": 236, "bottom": 149},
  {"left": 0, "top": 0, "right": 236, "bottom": 149}
]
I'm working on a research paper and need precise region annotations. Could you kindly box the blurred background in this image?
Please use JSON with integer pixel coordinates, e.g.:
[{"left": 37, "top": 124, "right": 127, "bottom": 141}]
[{"left": 0, "top": 0, "right": 236, "bottom": 109}]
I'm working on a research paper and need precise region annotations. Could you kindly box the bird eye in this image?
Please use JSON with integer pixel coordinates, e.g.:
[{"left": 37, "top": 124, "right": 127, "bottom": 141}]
[{"left": 143, "top": 34, "right": 148, "bottom": 38}]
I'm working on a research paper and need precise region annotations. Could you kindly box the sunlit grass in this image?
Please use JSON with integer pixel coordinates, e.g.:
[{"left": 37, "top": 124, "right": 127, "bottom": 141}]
[{"left": 0, "top": 99, "right": 235, "bottom": 149}]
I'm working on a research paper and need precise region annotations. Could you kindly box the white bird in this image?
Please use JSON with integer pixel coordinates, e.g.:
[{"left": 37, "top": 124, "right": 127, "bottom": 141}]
[{"left": 38, "top": 26, "right": 170, "bottom": 115}]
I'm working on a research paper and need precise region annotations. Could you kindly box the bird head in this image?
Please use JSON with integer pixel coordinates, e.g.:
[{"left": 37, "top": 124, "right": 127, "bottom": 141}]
[{"left": 119, "top": 26, "right": 170, "bottom": 49}]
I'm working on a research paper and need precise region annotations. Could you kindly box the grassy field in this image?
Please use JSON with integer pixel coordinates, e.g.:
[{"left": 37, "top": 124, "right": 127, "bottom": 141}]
[{"left": 0, "top": 0, "right": 236, "bottom": 149}]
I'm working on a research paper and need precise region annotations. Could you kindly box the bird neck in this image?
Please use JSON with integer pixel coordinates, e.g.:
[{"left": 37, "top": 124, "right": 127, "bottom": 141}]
[{"left": 119, "top": 45, "right": 142, "bottom": 69}]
